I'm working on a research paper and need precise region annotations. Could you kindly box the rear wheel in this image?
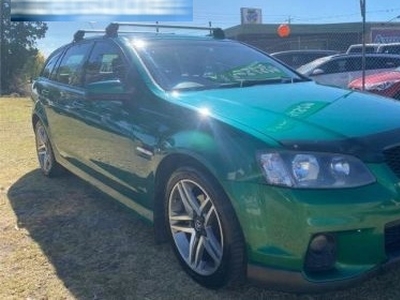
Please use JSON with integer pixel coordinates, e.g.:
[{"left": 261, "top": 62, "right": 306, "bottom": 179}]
[
  {"left": 165, "top": 166, "right": 246, "bottom": 288},
  {"left": 34, "top": 121, "right": 63, "bottom": 177}
]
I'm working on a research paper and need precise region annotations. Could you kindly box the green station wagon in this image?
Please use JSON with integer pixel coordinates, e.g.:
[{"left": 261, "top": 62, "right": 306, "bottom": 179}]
[{"left": 31, "top": 23, "right": 400, "bottom": 292}]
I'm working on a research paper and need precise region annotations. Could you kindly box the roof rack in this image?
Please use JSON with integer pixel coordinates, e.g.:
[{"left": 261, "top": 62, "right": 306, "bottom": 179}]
[{"left": 73, "top": 22, "right": 225, "bottom": 42}]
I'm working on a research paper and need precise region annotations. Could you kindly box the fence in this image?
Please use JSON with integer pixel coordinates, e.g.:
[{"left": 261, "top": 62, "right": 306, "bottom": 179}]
[{"left": 225, "top": 21, "right": 400, "bottom": 99}]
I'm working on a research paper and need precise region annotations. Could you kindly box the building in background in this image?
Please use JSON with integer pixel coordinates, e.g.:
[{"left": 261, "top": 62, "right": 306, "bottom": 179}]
[{"left": 225, "top": 21, "right": 400, "bottom": 53}]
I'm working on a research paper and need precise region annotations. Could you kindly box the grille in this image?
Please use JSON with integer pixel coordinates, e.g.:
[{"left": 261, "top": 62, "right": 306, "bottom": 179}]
[
  {"left": 385, "top": 220, "right": 400, "bottom": 257},
  {"left": 383, "top": 146, "right": 400, "bottom": 178}
]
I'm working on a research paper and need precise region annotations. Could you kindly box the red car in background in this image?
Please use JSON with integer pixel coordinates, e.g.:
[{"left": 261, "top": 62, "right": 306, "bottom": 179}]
[{"left": 348, "top": 67, "right": 400, "bottom": 100}]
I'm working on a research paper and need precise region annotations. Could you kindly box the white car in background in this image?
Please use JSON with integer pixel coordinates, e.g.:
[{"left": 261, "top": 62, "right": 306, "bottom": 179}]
[
  {"left": 297, "top": 53, "right": 400, "bottom": 88},
  {"left": 346, "top": 43, "right": 400, "bottom": 55},
  {"left": 270, "top": 49, "right": 339, "bottom": 69}
]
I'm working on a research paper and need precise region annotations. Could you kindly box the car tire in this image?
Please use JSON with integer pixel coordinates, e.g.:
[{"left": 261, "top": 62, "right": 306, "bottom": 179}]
[
  {"left": 34, "top": 121, "right": 63, "bottom": 177},
  {"left": 165, "top": 166, "right": 246, "bottom": 289}
]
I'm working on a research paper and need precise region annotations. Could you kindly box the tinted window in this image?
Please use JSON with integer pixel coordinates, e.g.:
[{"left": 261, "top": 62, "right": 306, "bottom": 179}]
[
  {"left": 55, "top": 43, "right": 92, "bottom": 86},
  {"left": 41, "top": 49, "right": 62, "bottom": 79},
  {"left": 274, "top": 53, "right": 329, "bottom": 68},
  {"left": 379, "top": 45, "right": 400, "bottom": 55},
  {"left": 319, "top": 58, "right": 352, "bottom": 74},
  {"left": 84, "top": 41, "right": 127, "bottom": 85},
  {"left": 346, "top": 45, "right": 379, "bottom": 54},
  {"left": 345, "top": 57, "right": 362, "bottom": 72},
  {"left": 366, "top": 57, "right": 400, "bottom": 69}
]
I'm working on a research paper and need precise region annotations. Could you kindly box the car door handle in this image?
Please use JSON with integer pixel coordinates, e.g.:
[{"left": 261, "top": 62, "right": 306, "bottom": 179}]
[{"left": 41, "top": 89, "right": 49, "bottom": 96}]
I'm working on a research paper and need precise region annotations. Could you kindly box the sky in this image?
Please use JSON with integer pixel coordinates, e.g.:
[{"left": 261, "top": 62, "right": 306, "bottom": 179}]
[{"left": 36, "top": 0, "right": 400, "bottom": 57}]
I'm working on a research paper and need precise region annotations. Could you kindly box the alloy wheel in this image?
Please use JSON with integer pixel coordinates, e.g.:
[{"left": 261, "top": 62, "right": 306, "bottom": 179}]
[{"left": 168, "top": 179, "right": 223, "bottom": 276}]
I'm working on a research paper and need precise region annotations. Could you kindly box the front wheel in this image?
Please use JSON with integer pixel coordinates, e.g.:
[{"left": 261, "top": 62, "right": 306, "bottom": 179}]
[
  {"left": 34, "top": 121, "right": 63, "bottom": 177},
  {"left": 165, "top": 167, "right": 246, "bottom": 288}
]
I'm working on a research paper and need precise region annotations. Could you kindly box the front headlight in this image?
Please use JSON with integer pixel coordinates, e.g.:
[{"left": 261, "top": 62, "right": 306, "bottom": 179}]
[{"left": 258, "top": 151, "right": 375, "bottom": 188}]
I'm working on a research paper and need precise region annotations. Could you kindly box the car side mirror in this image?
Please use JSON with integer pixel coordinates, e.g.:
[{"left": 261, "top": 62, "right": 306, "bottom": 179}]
[
  {"left": 86, "top": 80, "right": 129, "bottom": 101},
  {"left": 311, "top": 68, "right": 325, "bottom": 76}
]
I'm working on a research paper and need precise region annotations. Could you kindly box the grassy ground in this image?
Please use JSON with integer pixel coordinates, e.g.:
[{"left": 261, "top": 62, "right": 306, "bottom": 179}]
[{"left": 1, "top": 97, "right": 400, "bottom": 299}]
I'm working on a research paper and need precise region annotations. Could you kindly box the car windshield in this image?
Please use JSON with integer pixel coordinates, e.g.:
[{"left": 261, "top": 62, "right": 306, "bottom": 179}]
[{"left": 131, "top": 39, "right": 305, "bottom": 90}]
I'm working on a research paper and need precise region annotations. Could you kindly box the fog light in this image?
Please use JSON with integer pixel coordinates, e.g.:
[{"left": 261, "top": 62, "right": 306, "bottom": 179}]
[{"left": 305, "top": 234, "right": 336, "bottom": 272}]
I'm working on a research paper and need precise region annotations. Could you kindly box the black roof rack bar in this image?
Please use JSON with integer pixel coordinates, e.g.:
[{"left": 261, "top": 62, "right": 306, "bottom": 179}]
[
  {"left": 113, "top": 22, "right": 217, "bottom": 31},
  {"left": 73, "top": 22, "right": 225, "bottom": 42},
  {"left": 73, "top": 29, "right": 168, "bottom": 42},
  {"left": 107, "top": 22, "right": 225, "bottom": 39}
]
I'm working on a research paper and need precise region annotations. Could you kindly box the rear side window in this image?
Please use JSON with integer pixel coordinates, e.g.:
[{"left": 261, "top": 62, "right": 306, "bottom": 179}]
[
  {"left": 379, "top": 45, "right": 400, "bottom": 55},
  {"left": 366, "top": 57, "right": 400, "bottom": 70},
  {"left": 54, "top": 43, "right": 92, "bottom": 86},
  {"left": 346, "top": 45, "right": 379, "bottom": 54},
  {"left": 41, "top": 49, "right": 62, "bottom": 79},
  {"left": 319, "top": 58, "right": 351, "bottom": 74}
]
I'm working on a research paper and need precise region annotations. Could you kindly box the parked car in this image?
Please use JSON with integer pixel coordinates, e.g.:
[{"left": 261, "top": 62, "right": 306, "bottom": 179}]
[
  {"left": 270, "top": 49, "right": 339, "bottom": 69},
  {"left": 297, "top": 53, "right": 400, "bottom": 88},
  {"left": 348, "top": 66, "right": 400, "bottom": 100},
  {"left": 32, "top": 22, "right": 400, "bottom": 292},
  {"left": 346, "top": 43, "right": 400, "bottom": 55},
  {"left": 378, "top": 43, "right": 400, "bottom": 55},
  {"left": 345, "top": 43, "right": 381, "bottom": 54}
]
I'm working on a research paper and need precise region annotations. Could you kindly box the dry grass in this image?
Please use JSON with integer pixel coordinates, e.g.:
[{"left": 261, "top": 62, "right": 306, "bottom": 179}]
[{"left": 1, "top": 97, "right": 400, "bottom": 299}]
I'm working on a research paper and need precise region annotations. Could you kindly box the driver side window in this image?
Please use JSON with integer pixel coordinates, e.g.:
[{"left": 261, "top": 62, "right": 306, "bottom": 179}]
[{"left": 84, "top": 41, "right": 126, "bottom": 86}]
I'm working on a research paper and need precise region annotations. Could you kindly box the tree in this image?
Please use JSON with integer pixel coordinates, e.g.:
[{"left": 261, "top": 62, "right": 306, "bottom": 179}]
[{"left": 0, "top": 0, "right": 48, "bottom": 95}]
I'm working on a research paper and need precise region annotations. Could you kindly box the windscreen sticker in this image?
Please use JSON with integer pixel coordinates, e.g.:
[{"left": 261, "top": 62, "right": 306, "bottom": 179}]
[{"left": 219, "top": 62, "right": 287, "bottom": 81}]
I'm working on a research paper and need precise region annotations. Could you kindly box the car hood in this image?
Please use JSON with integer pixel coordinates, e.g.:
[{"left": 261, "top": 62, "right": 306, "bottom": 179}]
[
  {"left": 169, "top": 81, "right": 400, "bottom": 160},
  {"left": 349, "top": 71, "right": 400, "bottom": 87}
]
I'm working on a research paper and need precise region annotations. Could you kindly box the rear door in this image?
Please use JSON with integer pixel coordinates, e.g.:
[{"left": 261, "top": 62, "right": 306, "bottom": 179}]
[
  {"left": 41, "top": 42, "right": 93, "bottom": 162},
  {"left": 34, "top": 42, "right": 92, "bottom": 162}
]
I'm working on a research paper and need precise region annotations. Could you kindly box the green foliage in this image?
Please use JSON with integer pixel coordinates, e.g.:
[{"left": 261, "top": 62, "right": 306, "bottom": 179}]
[{"left": 0, "top": 1, "right": 48, "bottom": 95}]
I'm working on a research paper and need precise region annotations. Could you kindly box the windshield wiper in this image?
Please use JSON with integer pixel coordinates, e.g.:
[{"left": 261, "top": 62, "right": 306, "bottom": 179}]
[
  {"left": 217, "top": 77, "right": 308, "bottom": 88},
  {"left": 172, "top": 77, "right": 310, "bottom": 91}
]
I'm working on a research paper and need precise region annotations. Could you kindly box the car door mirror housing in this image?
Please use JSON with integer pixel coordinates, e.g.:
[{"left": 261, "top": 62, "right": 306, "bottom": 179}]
[{"left": 311, "top": 68, "right": 325, "bottom": 76}]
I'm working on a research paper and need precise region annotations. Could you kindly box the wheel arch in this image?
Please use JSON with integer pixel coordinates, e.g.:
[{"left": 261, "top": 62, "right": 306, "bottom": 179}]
[
  {"left": 31, "top": 103, "right": 49, "bottom": 129},
  {"left": 32, "top": 113, "right": 40, "bottom": 128},
  {"left": 153, "top": 151, "right": 248, "bottom": 287}
]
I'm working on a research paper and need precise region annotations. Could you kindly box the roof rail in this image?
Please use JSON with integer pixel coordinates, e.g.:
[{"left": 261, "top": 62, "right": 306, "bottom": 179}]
[
  {"left": 107, "top": 22, "right": 225, "bottom": 39},
  {"left": 72, "top": 22, "right": 225, "bottom": 42}
]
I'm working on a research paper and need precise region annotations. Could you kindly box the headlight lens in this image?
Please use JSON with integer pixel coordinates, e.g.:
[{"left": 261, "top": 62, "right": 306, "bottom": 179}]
[{"left": 258, "top": 151, "right": 375, "bottom": 188}]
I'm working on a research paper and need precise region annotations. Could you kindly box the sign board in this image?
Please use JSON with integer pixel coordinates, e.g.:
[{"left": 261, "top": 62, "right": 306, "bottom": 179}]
[
  {"left": 241, "top": 8, "right": 262, "bottom": 24},
  {"left": 371, "top": 28, "right": 400, "bottom": 43}
]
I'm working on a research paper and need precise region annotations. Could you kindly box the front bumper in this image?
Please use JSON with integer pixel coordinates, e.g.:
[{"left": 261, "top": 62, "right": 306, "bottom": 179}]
[
  {"left": 224, "top": 163, "right": 400, "bottom": 292},
  {"left": 247, "top": 254, "right": 400, "bottom": 293}
]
